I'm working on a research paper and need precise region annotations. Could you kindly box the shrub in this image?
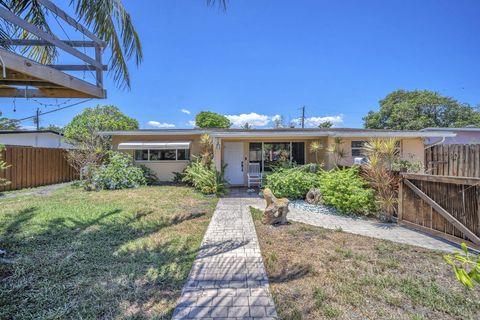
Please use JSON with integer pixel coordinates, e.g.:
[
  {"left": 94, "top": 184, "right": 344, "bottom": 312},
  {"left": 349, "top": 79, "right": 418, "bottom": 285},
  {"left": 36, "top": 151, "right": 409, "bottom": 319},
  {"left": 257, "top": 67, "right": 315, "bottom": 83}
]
[
  {"left": 263, "top": 164, "right": 322, "bottom": 199},
  {"left": 137, "top": 164, "right": 158, "bottom": 185},
  {"left": 91, "top": 151, "right": 146, "bottom": 190},
  {"left": 181, "top": 159, "right": 227, "bottom": 195},
  {"left": 319, "top": 167, "right": 376, "bottom": 214}
]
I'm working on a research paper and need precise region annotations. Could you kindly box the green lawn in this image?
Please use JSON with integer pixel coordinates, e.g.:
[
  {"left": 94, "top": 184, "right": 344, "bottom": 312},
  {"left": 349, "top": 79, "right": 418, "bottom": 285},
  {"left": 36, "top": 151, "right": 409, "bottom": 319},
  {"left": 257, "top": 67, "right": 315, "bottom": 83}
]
[
  {"left": 251, "top": 207, "right": 480, "bottom": 320},
  {"left": 0, "top": 185, "right": 218, "bottom": 319}
]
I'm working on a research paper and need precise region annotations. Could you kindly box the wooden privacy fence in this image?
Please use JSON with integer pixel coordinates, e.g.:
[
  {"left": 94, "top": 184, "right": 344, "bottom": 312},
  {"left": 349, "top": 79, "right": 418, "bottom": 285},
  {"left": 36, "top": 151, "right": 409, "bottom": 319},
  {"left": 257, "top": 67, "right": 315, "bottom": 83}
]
[
  {"left": 425, "top": 144, "right": 480, "bottom": 177},
  {"left": 0, "top": 145, "right": 78, "bottom": 191},
  {"left": 398, "top": 173, "right": 480, "bottom": 248}
]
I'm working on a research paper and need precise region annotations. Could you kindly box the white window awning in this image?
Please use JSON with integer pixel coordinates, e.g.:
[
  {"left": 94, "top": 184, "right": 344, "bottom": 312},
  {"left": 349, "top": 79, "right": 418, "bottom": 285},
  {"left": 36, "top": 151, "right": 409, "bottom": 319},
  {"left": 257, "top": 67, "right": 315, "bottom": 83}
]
[{"left": 118, "top": 141, "right": 191, "bottom": 150}]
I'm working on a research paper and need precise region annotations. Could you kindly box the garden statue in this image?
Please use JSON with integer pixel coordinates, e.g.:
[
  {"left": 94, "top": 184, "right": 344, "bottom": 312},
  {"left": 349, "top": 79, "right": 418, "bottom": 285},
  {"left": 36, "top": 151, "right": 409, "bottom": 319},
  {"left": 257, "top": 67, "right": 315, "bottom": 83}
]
[
  {"left": 262, "top": 188, "right": 289, "bottom": 225},
  {"left": 306, "top": 188, "right": 322, "bottom": 205}
]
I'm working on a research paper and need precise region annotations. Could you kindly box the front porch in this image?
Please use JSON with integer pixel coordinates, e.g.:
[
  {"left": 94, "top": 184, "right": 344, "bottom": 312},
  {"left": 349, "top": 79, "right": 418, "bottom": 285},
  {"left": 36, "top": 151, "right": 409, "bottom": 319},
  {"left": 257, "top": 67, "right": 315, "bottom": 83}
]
[{"left": 213, "top": 137, "right": 329, "bottom": 186}]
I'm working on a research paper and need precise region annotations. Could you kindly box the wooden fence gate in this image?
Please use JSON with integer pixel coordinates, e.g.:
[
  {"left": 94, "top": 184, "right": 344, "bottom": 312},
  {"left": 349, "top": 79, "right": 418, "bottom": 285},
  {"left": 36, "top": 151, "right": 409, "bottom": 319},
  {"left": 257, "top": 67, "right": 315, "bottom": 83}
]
[
  {"left": 398, "top": 173, "right": 480, "bottom": 248},
  {"left": 0, "top": 145, "right": 78, "bottom": 192},
  {"left": 425, "top": 144, "right": 480, "bottom": 177}
]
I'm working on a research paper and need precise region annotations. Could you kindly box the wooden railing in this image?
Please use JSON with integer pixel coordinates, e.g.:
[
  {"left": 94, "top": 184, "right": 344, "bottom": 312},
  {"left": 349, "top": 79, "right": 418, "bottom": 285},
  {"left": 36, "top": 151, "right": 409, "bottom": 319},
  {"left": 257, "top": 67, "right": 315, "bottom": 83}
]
[
  {"left": 0, "top": 145, "right": 78, "bottom": 192},
  {"left": 398, "top": 173, "right": 480, "bottom": 248}
]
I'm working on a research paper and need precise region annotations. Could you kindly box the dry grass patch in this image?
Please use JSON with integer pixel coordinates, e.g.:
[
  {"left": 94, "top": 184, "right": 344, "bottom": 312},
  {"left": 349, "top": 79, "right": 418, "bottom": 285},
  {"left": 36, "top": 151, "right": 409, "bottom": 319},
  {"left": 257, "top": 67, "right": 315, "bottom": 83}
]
[
  {"left": 0, "top": 185, "right": 218, "bottom": 319},
  {"left": 250, "top": 208, "right": 480, "bottom": 320}
]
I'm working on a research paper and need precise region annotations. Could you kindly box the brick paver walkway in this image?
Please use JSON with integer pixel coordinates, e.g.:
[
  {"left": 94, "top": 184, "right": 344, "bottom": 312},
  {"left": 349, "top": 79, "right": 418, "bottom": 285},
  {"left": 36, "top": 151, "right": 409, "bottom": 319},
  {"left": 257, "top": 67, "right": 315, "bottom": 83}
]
[{"left": 172, "top": 195, "right": 277, "bottom": 319}]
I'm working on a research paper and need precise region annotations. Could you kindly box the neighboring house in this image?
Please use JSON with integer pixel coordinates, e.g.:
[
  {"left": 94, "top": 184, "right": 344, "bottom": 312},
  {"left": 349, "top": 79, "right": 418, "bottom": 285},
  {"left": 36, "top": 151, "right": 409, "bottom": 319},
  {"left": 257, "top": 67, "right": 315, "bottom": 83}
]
[
  {"left": 0, "top": 130, "right": 74, "bottom": 149},
  {"left": 422, "top": 127, "right": 480, "bottom": 145},
  {"left": 102, "top": 128, "right": 455, "bottom": 185}
]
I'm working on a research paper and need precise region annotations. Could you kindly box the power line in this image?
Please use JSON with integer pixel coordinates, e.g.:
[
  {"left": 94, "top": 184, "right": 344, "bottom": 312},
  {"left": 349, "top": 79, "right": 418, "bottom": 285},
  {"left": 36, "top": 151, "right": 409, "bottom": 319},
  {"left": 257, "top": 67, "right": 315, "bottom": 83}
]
[{"left": 15, "top": 99, "right": 92, "bottom": 123}]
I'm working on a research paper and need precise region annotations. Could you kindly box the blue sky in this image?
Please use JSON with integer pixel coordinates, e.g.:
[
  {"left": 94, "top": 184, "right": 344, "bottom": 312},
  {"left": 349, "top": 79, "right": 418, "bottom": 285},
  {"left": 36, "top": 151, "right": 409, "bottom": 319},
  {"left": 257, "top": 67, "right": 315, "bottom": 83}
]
[{"left": 1, "top": 0, "right": 479, "bottom": 129}]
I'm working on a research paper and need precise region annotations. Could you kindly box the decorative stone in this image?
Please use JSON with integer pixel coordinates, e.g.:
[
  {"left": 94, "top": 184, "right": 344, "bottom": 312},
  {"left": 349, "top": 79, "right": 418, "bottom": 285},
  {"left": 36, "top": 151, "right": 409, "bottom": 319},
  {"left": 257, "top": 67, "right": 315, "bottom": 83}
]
[
  {"left": 262, "top": 188, "right": 289, "bottom": 225},
  {"left": 305, "top": 188, "right": 322, "bottom": 205}
]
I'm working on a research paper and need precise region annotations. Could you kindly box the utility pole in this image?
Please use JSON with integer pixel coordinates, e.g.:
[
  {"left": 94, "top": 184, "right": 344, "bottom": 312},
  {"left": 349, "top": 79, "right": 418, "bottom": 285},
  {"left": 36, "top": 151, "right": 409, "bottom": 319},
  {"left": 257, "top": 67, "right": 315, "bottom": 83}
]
[
  {"left": 301, "top": 105, "right": 305, "bottom": 128},
  {"left": 35, "top": 108, "right": 40, "bottom": 130}
]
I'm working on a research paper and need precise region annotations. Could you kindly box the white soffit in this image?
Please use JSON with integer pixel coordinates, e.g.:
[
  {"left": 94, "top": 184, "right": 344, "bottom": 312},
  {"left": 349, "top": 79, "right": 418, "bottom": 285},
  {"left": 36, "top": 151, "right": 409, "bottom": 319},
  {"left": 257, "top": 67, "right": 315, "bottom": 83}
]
[{"left": 118, "top": 141, "right": 191, "bottom": 150}]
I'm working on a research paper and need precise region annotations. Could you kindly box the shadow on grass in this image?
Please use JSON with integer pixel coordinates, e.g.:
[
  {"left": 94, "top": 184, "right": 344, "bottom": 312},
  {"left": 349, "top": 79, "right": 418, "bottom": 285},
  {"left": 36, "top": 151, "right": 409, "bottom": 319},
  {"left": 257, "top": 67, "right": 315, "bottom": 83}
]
[
  {"left": 0, "top": 204, "right": 211, "bottom": 319},
  {"left": 269, "top": 262, "right": 314, "bottom": 283}
]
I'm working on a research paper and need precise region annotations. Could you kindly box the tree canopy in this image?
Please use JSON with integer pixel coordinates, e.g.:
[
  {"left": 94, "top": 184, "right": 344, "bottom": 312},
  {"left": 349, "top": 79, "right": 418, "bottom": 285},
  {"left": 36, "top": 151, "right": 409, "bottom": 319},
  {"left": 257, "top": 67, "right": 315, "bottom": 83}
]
[
  {"left": 318, "top": 121, "right": 333, "bottom": 128},
  {"left": 0, "top": 117, "right": 20, "bottom": 130},
  {"left": 195, "top": 111, "right": 231, "bottom": 128},
  {"left": 363, "top": 90, "right": 480, "bottom": 130},
  {"left": 64, "top": 105, "right": 138, "bottom": 151}
]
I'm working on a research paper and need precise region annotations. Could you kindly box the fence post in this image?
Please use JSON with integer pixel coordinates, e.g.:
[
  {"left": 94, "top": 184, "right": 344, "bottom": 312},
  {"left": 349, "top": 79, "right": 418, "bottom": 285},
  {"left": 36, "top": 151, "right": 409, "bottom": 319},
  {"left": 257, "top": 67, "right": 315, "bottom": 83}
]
[{"left": 398, "top": 175, "right": 403, "bottom": 221}]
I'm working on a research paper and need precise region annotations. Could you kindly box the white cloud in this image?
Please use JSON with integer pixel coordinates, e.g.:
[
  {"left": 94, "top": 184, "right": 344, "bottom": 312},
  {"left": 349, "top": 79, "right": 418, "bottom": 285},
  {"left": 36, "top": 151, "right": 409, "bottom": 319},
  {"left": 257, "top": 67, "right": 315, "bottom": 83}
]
[
  {"left": 147, "top": 121, "right": 175, "bottom": 128},
  {"left": 187, "top": 120, "right": 196, "bottom": 127},
  {"left": 271, "top": 114, "right": 282, "bottom": 122},
  {"left": 225, "top": 112, "right": 271, "bottom": 127},
  {"left": 181, "top": 108, "right": 191, "bottom": 115}
]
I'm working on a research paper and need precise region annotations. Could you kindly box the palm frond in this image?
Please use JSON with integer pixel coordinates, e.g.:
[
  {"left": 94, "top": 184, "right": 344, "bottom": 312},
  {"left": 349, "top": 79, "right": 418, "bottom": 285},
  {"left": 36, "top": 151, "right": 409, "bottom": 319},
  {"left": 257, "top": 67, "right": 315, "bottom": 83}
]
[
  {"left": 4, "top": 0, "right": 58, "bottom": 63},
  {"left": 72, "top": 0, "right": 143, "bottom": 89},
  {"left": 206, "top": 0, "right": 227, "bottom": 10}
]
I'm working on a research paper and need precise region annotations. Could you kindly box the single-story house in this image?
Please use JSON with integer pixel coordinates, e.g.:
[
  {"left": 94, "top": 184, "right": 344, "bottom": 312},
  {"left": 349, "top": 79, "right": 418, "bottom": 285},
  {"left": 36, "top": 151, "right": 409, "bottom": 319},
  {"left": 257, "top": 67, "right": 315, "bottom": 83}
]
[
  {"left": 422, "top": 127, "right": 480, "bottom": 145},
  {"left": 101, "top": 128, "right": 455, "bottom": 186},
  {"left": 0, "top": 130, "right": 74, "bottom": 149}
]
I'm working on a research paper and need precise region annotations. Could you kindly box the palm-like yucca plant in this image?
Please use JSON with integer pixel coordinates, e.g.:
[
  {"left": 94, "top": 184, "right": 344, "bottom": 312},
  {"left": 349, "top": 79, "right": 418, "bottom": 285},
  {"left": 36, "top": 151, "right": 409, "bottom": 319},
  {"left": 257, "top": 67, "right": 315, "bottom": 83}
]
[
  {"left": 327, "top": 137, "right": 346, "bottom": 168},
  {"left": 199, "top": 133, "right": 214, "bottom": 166},
  {"left": 362, "top": 138, "right": 401, "bottom": 220},
  {"left": 309, "top": 140, "right": 323, "bottom": 163}
]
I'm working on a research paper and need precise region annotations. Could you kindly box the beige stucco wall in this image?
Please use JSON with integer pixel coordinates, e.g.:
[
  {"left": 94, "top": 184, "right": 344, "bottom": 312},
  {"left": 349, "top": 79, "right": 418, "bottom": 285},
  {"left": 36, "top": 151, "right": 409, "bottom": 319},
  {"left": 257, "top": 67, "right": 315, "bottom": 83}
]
[
  {"left": 324, "top": 137, "right": 425, "bottom": 172},
  {"left": 112, "top": 134, "right": 203, "bottom": 181},
  {"left": 110, "top": 134, "right": 426, "bottom": 184}
]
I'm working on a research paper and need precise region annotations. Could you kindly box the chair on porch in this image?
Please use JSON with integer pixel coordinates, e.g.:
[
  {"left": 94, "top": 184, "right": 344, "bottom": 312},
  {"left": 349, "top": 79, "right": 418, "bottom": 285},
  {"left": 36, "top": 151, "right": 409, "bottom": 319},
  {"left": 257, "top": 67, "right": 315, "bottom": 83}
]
[{"left": 247, "top": 162, "right": 262, "bottom": 188}]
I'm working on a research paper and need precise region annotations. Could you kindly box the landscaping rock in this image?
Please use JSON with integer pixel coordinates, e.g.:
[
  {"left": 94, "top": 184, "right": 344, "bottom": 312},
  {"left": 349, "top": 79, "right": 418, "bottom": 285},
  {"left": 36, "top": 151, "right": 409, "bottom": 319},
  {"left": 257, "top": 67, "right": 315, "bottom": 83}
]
[
  {"left": 305, "top": 188, "right": 322, "bottom": 205},
  {"left": 262, "top": 188, "right": 289, "bottom": 225}
]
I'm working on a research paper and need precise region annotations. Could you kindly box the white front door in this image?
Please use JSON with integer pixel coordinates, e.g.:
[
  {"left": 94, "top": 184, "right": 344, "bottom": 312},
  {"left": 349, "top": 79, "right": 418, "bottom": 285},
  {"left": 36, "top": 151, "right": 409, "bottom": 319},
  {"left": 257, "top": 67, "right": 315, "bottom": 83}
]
[{"left": 223, "top": 142, "right": 244, "bottom": 185}]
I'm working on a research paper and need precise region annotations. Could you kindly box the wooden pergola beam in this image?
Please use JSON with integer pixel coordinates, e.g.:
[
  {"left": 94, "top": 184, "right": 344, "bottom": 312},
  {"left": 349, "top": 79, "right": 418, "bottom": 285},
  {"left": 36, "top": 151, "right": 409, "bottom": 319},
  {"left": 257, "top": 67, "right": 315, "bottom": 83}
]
[
  {"left": 0, "top": 48, "right": 105, "bottom": 98},
  {"left": 0, "top": 39, "right": 107, "bottom": 48},
  {"left": 0, "top": 7, "right": 103, "bottom": 69},
  {"left": 38, "top": 0, "right": 104, "bottom": 44},
  {"left": 0, "top": 80, "right": 62, "bottom": 87},
  {"left": 0, "top": 87, "right": 95, "bottom": 98}
]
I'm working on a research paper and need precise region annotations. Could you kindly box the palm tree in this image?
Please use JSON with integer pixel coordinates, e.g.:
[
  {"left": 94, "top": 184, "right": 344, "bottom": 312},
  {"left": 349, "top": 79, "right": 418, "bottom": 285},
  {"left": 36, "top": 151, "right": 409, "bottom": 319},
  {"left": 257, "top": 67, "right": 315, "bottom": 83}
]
[
  {"left": 241, "top": 122, "right": 252, "bottom": 129},
  {"left": 0, "top": 0, "right": 227, "bottom": 89},
  {"left": 0, "top": 0, "right": 143, "bottom": 89}
]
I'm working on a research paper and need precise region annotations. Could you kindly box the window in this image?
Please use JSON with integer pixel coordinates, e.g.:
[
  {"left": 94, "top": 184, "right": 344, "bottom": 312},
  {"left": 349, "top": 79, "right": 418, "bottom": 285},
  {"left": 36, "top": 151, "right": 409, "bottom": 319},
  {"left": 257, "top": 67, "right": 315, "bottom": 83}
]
[
  {"left": 351, "top": 141, "right": 365, "bottom": 157},
  {"left": 177, "top": 149, "right": 190, "bottom": 160},
  {"left": 134, "top": 149, "right": 190, "bottom": 161},
  {"left": 135, "top": 150, "right": 149, "bottom": 161},
  {"left": 351, "top": 140, "right": 402, "bottom": 158},
  {"left": 249, "top": 142, "right": 305, "bottom": 171}
]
